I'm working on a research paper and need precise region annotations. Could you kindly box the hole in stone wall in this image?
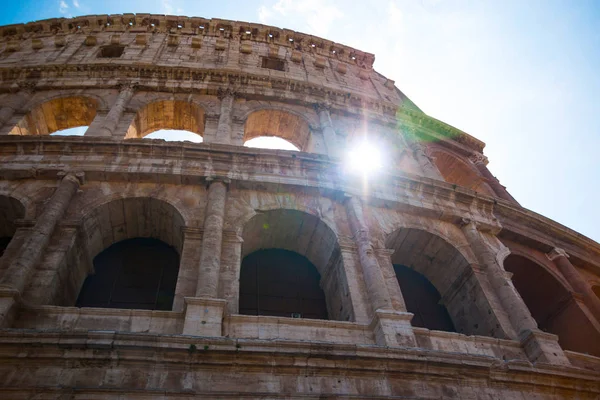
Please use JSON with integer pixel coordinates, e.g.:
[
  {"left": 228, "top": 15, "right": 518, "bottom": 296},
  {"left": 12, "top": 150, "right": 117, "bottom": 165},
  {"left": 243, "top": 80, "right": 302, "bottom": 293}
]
[
  {"left": 261, "top": 56, "right": 286, "bottom": 71},
  {"left": 144, "top": 129, "right": 203, "bottom": 143},
  {"left": 244, "top": 137, "right": 298, "bottom": 151},
  {"left": 98, "top": 45, "right": 125, "bottom": 58},
  {"left": 76, "top": 238, "right": 179, "bottom": 311},
  {"left": 504, "top": 254, "right": 600, "bottom": 356},
  {"left": 239, "top": 249, "right": 328, "bottom": 320},
  {"left": 0, "top": 195, "right": 26, "bottom": 259},
  {"left": 393, "top": 264, "right": 455, "bottom": 332},
  {"left": 9, "top": 96, "right": 98, "bottom": 136},
  {"left": 50, "top": 126, "right": 88, "bottom": 136}
]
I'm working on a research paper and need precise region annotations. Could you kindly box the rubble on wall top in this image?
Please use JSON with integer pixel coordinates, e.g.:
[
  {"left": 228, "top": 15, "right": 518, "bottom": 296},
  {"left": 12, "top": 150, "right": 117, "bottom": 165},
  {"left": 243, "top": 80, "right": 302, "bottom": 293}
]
[{"left": 0, "top": 13, "right": 376, "bottom": 70}]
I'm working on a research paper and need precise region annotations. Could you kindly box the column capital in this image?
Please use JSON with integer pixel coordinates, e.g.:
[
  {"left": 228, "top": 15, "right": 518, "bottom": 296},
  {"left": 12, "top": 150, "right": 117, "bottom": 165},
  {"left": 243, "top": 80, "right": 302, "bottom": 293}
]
[
  {"left": 469, "top": 152, "right": 489, "bottom": 166},
  {"left": 58, "top": 171, "right": 85, "bottom": 185},
  {"left": 312, "top": 102, "right": 331, "bottom": 114},
  {"left": 217, "top": 86, "right": 237, "bottom": 100},
  {"left": 117, "top": 80, "right": 139, "bottom": 93},
  {"left": 205, "top": 175, "right": 231, "bottom": 187},
  {"left": 546, "top": 247, "right": 569, "bottom": 261},
  {"left": 15, "top": 80, "right": 36, "bottom": 93},
  {"left": 460, "top": 217, "right": 480, "bottom": 230}
]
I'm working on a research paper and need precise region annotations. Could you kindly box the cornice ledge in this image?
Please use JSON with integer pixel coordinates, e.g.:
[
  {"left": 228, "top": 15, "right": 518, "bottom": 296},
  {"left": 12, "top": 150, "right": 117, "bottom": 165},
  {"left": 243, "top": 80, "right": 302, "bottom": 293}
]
[
  {"left": 496, "top": 200, "right": 600, "bottom": 264},
  {"left": 0, "top": 64, "right": 399, "bottom": 121},
  {"left": 397, "top": 106, "right": 486, "bottom": 153}
]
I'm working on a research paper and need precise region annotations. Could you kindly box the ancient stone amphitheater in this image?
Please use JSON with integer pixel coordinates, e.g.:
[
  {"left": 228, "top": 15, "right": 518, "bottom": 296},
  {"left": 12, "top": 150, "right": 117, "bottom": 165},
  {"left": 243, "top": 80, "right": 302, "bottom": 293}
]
[{"left": 0, "top": 13, "right": 599, "bottom": 399}]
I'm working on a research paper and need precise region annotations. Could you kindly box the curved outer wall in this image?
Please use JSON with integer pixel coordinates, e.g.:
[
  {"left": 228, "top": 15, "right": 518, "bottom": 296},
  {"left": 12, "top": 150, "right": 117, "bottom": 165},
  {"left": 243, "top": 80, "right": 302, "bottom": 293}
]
[{"left": 0, "top": 14, "right": 599, "bottom": 399}]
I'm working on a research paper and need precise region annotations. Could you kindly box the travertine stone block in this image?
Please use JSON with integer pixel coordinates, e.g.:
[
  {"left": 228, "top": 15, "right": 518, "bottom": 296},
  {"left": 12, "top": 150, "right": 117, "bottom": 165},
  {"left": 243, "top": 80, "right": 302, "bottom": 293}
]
[
  {"left": 84, "top": 36, "right": 97, "bottom": 46},
  {"left": 182, "top": 297, "right": 227, "bottom": 336},
  {"left": 54, "top": 35, "right": 66, "bottom": 47},
  {"left": 291, "top": 50, "right": 302, "bottom": 63},
  {"left": 314, "top": 56, "right": 327, "bottom": 69},
  {"left": 215, "top": 38, "right": 227, "bottom": 51},
  {"left": 240, "top": 41, "right": 252, "bottom": 54},
  {"left": 31, "top": 39, "right": 43, "bottom": 50},
  {"left": 336, "top": 62, "right": 347, "bottom": 74},
  {"left": 191, "top": 37, "right": 202, "bottom": 49},
  {"left": 135, "top": 34, "right": 147, "bottom": 45},
  {"left": 167, "top": 35, "right": 179, "bottom": 47}
]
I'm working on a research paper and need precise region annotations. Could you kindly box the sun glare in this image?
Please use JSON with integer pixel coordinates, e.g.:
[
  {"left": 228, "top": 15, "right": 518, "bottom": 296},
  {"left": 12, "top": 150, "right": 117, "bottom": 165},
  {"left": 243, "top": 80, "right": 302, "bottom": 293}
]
[{"left": 346, "top": 141, "right": 383, "bottom": 175}]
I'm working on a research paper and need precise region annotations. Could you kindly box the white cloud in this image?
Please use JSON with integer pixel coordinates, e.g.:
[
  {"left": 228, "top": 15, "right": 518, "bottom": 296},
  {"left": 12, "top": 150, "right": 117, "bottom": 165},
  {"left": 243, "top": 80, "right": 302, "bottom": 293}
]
[
  {"left": 258, "top": 0, "right": 343, "bottom": 37},
  {"left": 72, "top": 0, "right": 79, "bottom": 8},
  {"left": 59, "top": 0, "right": 69, "bottom": 14},
  {"left": 162, "top": 0, "right": 174, "bottom": 15}
]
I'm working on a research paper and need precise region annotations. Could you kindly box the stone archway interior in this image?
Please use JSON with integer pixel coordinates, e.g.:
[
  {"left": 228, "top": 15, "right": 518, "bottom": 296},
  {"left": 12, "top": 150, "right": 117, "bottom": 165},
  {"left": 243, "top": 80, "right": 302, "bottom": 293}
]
[
  {"left": 9, "top": 96, "right": 98, "bottom": 136},
  {"left": 393, "top": 264, "right": 455, "bottom": 332},
  {"left": 241, "top": 209, "right": 351, "bottom": 321},
  {"left": 0, "top": 195, "right": 26, "bottom": 258},
  {"left": 76, "top": 238, "right": 179, "bottom": 310},
  {"left": 59, "top": 197, "right": 187, "bottom": 307},
  {"left": 126, "top": 100, "right": 205, "bottom": 139},
  {"left": 244, "top": 110, "right": 310, "bottom": 151},
  {"left": 387, "top": 228, "right": 497, "bottom": 337},
  {"left": 504, "top": 254, "right": 600, "bottom": 356},
  {"left": 240, "top": 249, "right": 328, "bottom": 320},
  {"left": 432, "top": 151, "right": 494, "bottom": 195}
]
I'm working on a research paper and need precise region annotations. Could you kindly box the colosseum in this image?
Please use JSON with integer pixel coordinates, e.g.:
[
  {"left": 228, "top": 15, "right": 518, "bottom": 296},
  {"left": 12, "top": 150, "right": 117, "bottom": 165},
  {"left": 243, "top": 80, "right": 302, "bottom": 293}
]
[{"left": 0, "top": 13, "right": 599, "bottom": 399}]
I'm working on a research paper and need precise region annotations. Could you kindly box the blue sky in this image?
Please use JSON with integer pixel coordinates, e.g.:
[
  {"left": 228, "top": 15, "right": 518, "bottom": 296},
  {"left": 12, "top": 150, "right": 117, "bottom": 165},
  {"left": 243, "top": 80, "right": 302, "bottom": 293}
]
[{"left": 2, "top": 0, "right": 599, "bottom": 242}]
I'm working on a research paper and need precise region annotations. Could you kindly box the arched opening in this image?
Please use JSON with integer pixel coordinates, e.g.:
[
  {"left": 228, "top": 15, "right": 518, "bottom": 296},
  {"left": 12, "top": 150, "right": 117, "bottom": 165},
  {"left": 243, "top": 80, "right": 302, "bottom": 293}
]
[
  {"left": 76, "top": 238, "right": 179, "bottom": 310},
  {"left": 431, "top": 151, "right": 495, "bottom": 196},
  {"left": 9, "top": 96, "right": 98, "bottom": 136},
  {"left": 62, "top": 197, "right": 186, "bottom": 309},
  {"left": 240, "top": 209, "right": 351, "bottom": 321},
  {"left": 0, "top": 195, "right": 26, "bottom": 259},
  {"left": 126, "top": 100, "right": 205, "bottom": 139},
  {"left": 387, "top": 228, "right": 497, "bottom": 337},
  {"left": 393, "top": 264, "right": 455, "bottom": 332},
  {"left": 240, "top": 249, "right": 328, "bottom": 319},
  {"left": 504, "top": 254, "right": 600, "bottom": 356},
  {"left": 145, "top": 129, "right": 203, "bottom": 143},
  {"left": 244, "top": 109, "right": 310, "bottom": 151},
  {"left": 244, "top": 136, "right": 299, "bottom": 151},
  {"left": 50, "top": 126, "right": 88, "bottom": 136}
]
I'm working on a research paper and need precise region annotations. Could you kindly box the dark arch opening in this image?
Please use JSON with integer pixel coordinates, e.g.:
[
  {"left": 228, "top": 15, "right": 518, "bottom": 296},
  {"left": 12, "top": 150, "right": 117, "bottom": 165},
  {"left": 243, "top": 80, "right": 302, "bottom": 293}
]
[
  {"left": 76, "top": 238, "right": 179, "bottom": 311},
  {"left": 393, "top": 264, "right": 455, "bottom": 332},
  {"left": 0, "top": 195, "right": 26, "bottom": 261},
  {"left": 504, "top": 254, "right": 600, "bottom": 356},
  {"left": 239, "top": 249, "right": 328, "bottom": 320}
]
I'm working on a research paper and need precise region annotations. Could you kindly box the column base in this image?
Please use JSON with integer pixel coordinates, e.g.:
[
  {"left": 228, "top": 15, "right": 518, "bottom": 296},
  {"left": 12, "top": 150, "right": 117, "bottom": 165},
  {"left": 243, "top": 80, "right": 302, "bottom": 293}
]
[
  {"left": 0, "top": 287, "right": 20, "bottom": 329},
  {"left": 519, "top": 329, "right": 570, "bottom": 365},
  {"left": 182, "top": 297, "right": 227, "bottom": 337},
  {"left": 369, "top": 309, "right": 416, "bottom": 348}
]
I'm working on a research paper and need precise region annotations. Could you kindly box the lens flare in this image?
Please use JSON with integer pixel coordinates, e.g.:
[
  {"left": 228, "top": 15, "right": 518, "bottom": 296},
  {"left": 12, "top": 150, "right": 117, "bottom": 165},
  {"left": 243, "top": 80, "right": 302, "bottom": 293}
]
[{"left": 346, "top": 141, "right": 383, "bottom": 175}]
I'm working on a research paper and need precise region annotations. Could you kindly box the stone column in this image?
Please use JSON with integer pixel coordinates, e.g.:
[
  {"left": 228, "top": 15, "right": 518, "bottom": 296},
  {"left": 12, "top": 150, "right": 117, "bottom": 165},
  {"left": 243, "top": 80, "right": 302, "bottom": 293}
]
[
  {"left": 460, "top": 219, "right": 570, "bottom": 365},
  {"left": 314, "top": 103, "right": 339, "bottom": 158},
  {"left": 0, "top": 172, "right": 83, "bottom": 327},
  {"left": 182, "top": 178, "right": 229, "bottom": 337},
  {"left": 0, "top": 83, "right": 35, "bottom": 134},
  {"left": 172, "top": 227, "right": 203, "bottom": 312},
  {"left": 219, "top": 231, "right": 244, "bottom": 315},
  {"left": 469, "top": 153, "right": 519, "bottom": 203},
  {"left": 215, "top": 89, "right": 235, "bottom": 144},
  {"left": 547, "top": 247, "right": 600, "bottom": 320},
  {"left": 345, "top": 195, "right": 415, "bottom": 347},
  {"left": 85, "top": 83, "right": 136, "bottom": 137},
  {"left": 195, "top": 178, "right": 228, "bottom": 298}
]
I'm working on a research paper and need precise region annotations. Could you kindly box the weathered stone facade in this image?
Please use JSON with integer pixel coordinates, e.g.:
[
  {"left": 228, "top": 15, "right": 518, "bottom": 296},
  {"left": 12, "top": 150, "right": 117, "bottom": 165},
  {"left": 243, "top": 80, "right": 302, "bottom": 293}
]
[{"left": 0, "top": 13, "right": 599, "bottom": 399}]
